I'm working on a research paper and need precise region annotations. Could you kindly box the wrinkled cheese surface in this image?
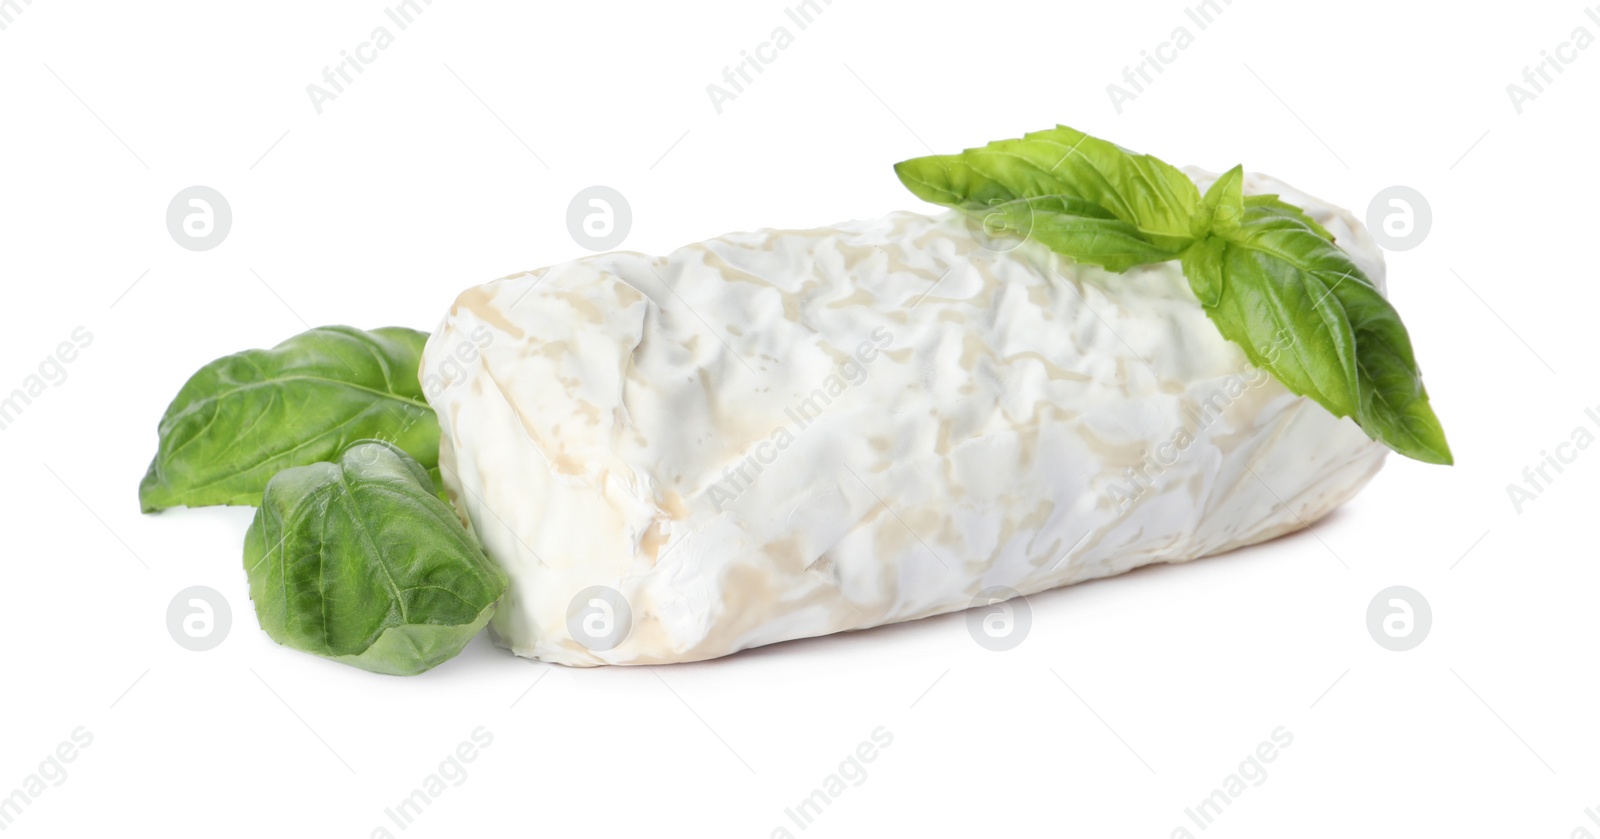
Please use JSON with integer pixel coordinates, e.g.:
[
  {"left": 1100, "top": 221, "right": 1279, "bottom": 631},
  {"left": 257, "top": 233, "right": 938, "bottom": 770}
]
[{"left": 422, "top": 170, "right": 1389, "bottom": 666}]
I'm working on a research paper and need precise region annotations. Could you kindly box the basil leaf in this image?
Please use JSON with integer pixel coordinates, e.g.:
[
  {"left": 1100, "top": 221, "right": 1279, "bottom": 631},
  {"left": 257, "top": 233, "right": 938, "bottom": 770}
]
[
  {"left": 894, "top": 124, "right": 1204, "bottom": 258},
  {"left": 1201, "top": 172, "right": 1336, "bottom": 241},
  {"left": 139, "top": 325, "right": 440, "bottom": 512},
  {"left": 903, "top": 124, "right": 1450, "bottom": 466},
  {"left": 1189, "top": 213, "right": 1452, "bottom": 464},
  {"left": 968, "top": 195, "right": 1188, "bottom": 272},
  {"left": 1199, "top": 165, "right": 1246, "bottom": 238},
  {"left": 243, "top": 440, "right": 507, "bottom": 676},
  {"left": 1180, "top": 234, "right": 1226, "bottom": 308},
  {"left": 1243, "top": 194, "right": 1336, "bottom": 241}
]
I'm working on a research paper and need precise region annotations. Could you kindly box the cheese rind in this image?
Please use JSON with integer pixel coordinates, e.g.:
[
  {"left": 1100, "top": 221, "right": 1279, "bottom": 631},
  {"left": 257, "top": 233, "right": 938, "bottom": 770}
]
[{"left": 422, "top": 170, "right": 1388, "bottom": 666}]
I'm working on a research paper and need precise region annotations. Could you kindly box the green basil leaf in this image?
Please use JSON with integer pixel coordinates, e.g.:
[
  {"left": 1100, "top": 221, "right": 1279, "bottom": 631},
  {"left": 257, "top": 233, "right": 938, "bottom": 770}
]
[
  {"left": 139, "top": 325, "right": 439, "bottom": 512},
  {"left": 1194, "top": 213, "right": 1452, "bottom": 465},
  {"left": 1180, "top": 235, "right": 1226, "bottom": 308},
  {"left": 894, "top": 124, "right": 1204, "bottom": 257},
  {"left": 1199, "top": 165, "right": 1246, "bottom": 238},
  {"left": 970, "top": 196, "right": 1188, "bottom": 272},
  {"left": 1243, "top": 194, "right": 1336, "bottom": 241},
  {"left": 243, "top": 440, "right": 507, "bottom": 676},
  {"left": 901, "top": 124, "right": 1449, "bottom": 465}
]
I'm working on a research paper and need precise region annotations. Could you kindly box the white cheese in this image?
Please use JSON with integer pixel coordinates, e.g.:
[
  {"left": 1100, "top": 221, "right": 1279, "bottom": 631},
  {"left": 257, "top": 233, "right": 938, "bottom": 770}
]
[{"left": 422, "top": 169, "right": 1389, "bottom": 666}]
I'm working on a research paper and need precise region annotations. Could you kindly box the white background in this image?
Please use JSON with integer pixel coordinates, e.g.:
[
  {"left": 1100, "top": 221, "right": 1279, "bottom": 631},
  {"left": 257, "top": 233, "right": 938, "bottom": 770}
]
[{"left": 1, "top": 1, "right": 1596, "bottom": 836}]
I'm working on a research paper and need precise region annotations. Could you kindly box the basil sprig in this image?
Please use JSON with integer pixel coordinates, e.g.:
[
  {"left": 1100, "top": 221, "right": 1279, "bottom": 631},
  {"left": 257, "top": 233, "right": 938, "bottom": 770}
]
[
  {"left": 895, "top": 125, "right": 1451, "bottom": 466},
  {"left": 141, "top": 326, "right": 502, "bottom": 677}
]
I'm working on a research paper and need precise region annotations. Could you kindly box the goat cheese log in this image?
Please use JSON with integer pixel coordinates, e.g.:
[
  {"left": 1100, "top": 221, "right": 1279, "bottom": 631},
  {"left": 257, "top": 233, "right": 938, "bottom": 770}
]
[{"left": 421, "top": 169, "right": 1389, "bottom": 666}]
